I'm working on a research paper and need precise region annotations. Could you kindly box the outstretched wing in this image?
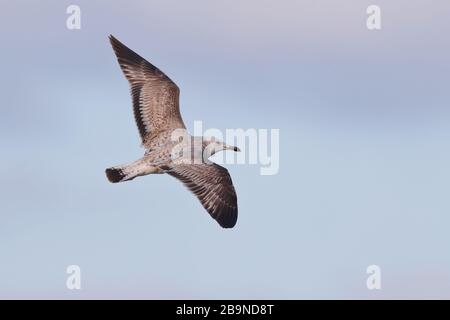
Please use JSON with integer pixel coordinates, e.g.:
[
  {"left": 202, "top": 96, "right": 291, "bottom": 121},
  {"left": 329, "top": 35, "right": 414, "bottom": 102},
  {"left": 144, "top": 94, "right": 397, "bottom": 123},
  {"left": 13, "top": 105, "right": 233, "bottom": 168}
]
[
  {"left": 162, "top": 163, "right": 238, "bottom": 228},
  {"left": 109, "top": 35, "right": 185, "bottom": 146}
]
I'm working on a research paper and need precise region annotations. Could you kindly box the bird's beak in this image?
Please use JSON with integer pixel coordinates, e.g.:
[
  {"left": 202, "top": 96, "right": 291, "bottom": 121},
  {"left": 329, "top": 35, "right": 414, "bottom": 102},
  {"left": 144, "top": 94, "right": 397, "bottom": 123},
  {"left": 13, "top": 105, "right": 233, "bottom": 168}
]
[{"left": 224, "top": 144, "right": 240, "bottom": 152}]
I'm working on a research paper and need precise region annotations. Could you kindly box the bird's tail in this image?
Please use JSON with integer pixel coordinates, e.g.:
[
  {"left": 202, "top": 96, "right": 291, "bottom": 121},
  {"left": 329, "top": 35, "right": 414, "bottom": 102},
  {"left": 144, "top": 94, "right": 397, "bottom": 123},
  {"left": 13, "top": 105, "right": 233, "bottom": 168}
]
[
  {"left": 105, "top": 167, "right": 129, "bottom": 183},
  {"left": 105, "top": 159, "right": 149, "bottom": 183}
]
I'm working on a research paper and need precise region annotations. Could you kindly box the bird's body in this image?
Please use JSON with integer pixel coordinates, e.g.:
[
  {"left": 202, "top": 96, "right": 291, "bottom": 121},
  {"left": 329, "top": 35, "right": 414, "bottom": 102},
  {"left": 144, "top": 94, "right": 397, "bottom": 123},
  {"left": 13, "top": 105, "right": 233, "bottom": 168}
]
[{"left": 106, "top": 36, "right": 239, "bottom": 228}]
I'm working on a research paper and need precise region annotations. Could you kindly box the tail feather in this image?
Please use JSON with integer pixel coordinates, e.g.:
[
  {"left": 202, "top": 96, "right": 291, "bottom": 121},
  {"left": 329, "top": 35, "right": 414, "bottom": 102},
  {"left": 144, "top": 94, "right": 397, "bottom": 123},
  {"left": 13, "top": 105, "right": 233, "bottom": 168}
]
[
  {"left": 105, "top": 158, "right": 157, "bottom": 183},
  {"left": 105, "top": 167, "right": 127, "bottom": 183}
]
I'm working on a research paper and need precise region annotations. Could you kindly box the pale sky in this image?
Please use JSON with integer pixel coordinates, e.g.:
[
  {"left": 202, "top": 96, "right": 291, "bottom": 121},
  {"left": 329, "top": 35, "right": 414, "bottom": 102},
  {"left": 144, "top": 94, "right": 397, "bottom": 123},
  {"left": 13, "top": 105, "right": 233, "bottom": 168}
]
[{"left": 0, "top": 0, "right": 449, "bottom": 299}]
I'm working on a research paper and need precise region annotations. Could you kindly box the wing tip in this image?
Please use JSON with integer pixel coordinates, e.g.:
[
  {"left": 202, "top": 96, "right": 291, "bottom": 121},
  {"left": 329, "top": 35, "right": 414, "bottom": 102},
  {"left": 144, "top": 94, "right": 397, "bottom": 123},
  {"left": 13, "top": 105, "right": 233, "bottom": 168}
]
[
  {"left": 216, "top": 208, "right": 238, "bottom": 229},
  {"left": 108, "top": 34, "right": 125, "bottom": 54},
  {"left": 108, "top": 34, "right": 117, "bottom": 45},
  {"left": 108, "top": 34, "right": 135, "bottom": 59},
  {"left": 108, "top": 34, "right": 153, "bottom": 72}
]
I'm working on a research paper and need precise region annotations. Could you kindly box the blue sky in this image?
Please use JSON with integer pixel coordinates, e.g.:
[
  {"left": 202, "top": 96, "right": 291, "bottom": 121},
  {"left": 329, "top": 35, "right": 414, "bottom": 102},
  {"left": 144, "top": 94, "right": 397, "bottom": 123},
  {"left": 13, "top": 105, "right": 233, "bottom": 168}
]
[{"left": 0, "top": 0, "right": 449, "bottom": 299}]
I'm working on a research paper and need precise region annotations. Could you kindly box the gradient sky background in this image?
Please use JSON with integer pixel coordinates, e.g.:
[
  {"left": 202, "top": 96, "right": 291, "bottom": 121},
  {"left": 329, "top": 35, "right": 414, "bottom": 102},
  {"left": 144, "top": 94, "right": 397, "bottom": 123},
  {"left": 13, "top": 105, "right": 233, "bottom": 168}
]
[{"left": 0, "top": 0, "right": 449, "bottom": 299}]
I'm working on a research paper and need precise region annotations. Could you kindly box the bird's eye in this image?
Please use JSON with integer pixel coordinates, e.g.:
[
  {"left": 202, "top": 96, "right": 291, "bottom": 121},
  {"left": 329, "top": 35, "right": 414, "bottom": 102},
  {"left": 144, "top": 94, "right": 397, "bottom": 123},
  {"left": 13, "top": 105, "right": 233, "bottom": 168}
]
[{"left": 234, "top": 147, "right": 239, "bottom": 151}]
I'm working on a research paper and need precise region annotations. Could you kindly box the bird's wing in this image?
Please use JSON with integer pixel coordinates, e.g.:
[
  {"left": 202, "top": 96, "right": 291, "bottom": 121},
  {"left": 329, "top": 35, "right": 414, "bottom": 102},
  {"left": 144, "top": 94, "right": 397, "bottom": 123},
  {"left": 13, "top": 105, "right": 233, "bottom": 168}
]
[
  {"left": 109, "top": 35, "right": 185, "bottom": 146},
  {"left": 162, "top": 163, "right": 238, "bottom": 228}
]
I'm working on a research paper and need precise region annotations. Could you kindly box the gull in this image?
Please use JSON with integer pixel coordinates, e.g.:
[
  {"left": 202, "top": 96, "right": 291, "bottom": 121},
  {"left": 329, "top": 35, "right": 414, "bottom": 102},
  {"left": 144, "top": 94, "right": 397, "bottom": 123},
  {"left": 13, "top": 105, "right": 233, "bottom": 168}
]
[{"left": 105, "top": 35, "right": 240, "bottom": 228}]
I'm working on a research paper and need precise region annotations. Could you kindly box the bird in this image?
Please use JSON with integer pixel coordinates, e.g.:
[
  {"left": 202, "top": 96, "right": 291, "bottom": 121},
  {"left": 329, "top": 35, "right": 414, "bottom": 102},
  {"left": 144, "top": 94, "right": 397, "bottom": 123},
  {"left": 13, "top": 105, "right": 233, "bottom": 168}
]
[{"left": 105, "top": 35, "right": 240, "bottom": 228}]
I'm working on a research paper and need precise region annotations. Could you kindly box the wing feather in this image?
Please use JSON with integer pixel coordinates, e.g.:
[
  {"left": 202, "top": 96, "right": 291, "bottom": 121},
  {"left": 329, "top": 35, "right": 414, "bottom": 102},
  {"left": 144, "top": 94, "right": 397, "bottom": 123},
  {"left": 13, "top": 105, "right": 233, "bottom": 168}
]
[
  {"left": 109, "top": 35, "right": 185, "bottom": 145},
  {"left": 163, "top": 163, "right": 238, "bottom": 228}
]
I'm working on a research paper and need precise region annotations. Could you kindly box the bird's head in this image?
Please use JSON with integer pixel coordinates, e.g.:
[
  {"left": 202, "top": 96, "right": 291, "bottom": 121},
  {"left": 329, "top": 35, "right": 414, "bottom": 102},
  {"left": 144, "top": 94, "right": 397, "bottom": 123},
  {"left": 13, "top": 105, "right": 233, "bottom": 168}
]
[{"left": 203, "top": 138, "right": 240, "bottom": 156}]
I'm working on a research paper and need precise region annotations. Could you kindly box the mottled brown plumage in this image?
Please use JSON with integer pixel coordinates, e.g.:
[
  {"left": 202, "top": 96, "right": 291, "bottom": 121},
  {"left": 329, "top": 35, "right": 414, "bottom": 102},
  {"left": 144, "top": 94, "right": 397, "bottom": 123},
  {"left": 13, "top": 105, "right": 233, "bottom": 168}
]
[
  {"left": 109, "top": 35, "right": 185, "bottom": 146},
  {"left": 106, "top": 35, "right": 239, "bottom": 228}
]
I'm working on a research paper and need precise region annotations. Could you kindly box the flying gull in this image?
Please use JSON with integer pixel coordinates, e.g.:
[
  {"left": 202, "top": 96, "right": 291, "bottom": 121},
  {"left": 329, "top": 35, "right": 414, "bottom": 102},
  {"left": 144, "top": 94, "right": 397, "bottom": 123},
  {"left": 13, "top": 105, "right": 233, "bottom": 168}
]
[{"left": 105, "top": 35, "right": 240, "bottom": 228}]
